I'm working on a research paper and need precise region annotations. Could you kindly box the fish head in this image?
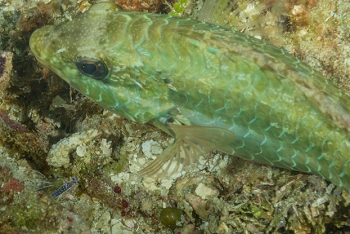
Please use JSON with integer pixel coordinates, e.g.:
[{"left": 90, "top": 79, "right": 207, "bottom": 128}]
[
  {"left": 29, "top": 3, "right": 174, "bottom": 123},
  {"left": 29, "top": 3, "right": 123, "bottom": 87},
  {"left": 30, "top": 23, "right": 111, "bottom": 88}
]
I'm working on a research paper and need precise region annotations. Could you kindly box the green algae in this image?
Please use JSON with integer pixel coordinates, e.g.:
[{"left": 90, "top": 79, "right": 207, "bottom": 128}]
[{"left": 169, "top": 0, "right": 191, "bottom": 16}]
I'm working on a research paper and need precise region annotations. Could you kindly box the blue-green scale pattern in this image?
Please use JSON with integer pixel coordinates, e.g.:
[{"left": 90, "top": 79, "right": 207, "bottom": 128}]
[{"left": 29, "top": 3, "right": 350, "bottom": 191}]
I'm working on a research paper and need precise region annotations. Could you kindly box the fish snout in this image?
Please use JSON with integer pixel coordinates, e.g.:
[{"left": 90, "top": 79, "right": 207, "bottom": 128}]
[{"left": 29, "top": 26, "right": 56, "bottom": 65}]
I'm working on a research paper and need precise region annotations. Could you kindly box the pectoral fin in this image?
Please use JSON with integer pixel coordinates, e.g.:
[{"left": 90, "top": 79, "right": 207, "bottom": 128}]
[{"left": 138, "top": 124, "right": 235, "bottom": 178}]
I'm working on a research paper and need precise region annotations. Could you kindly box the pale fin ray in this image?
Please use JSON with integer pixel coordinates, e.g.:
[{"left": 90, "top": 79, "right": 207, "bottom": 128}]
[{"left": 138, "top": 124, "right": 235, "bottom": 178}]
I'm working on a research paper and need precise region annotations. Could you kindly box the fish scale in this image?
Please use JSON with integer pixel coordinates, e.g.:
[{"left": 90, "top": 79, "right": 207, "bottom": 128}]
[{"left": 30, "top": 3, "right": 350, "bottom": 191}]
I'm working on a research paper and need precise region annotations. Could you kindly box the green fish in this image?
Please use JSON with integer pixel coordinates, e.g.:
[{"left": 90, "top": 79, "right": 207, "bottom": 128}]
[{"left": 30, "top": 2, "right": 350, "bottom": 191}]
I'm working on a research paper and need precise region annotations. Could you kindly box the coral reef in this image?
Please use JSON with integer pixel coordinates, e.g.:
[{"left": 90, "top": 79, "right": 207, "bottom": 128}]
[{"left": 0, "top": 0, "right": 350, "bottom": 233}]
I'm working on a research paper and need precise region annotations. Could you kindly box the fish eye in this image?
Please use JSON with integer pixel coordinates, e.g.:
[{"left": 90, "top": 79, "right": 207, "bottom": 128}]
[{"left": 76, "top": 57, "right": 108, "bottom": 80}]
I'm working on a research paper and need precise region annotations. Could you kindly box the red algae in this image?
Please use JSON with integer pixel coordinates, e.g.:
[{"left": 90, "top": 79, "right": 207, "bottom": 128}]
[
  {"left": 113, "top": 184, "right": 122, "bottom": 193},
  {"left": 2, "top": 178, "right": 24, "bottom": 192},
  {"left": 0, "top": 110, "right": 29, "bottom": 133},
  {"left": 121, "top": 199, "right": 129, "bottom": 208}
]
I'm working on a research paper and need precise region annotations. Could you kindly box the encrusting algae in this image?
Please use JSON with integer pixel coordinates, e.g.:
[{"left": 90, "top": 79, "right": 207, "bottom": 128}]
[{"left": 29, "top": 1, "right": 350, "bottom": 193}]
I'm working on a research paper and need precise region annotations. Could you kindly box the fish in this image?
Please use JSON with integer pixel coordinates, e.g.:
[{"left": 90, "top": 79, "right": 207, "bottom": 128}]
[
  {"left": 29, "top": 2, "right": 350, "bottom": 192},
  {"left": 51, "top": 177, "right": 78, "bottom": 199}
]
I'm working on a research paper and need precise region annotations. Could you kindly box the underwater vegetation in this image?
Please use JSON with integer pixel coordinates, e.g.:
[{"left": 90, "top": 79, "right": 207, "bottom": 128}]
[{"left": 1, "top": 0, "right": 350, "bottom": 233}]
